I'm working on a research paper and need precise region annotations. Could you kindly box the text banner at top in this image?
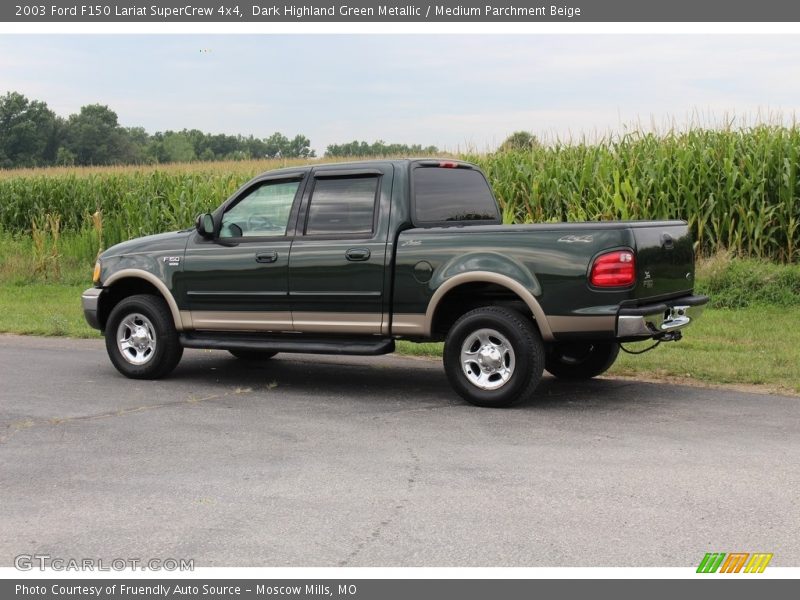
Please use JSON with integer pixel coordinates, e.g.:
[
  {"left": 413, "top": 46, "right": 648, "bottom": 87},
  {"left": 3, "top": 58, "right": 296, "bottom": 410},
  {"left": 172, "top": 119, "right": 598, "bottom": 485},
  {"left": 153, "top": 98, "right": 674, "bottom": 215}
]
[{"left": 4, "top": 0, "right": 800, "bottom": 22}]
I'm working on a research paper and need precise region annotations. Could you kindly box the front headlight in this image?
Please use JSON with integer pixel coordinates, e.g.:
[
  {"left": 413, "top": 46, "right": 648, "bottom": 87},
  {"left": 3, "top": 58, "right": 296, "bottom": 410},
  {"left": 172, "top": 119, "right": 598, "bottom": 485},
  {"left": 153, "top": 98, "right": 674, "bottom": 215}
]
[{"left": 92, "top": 261, "right": 101, "bottom": 285}]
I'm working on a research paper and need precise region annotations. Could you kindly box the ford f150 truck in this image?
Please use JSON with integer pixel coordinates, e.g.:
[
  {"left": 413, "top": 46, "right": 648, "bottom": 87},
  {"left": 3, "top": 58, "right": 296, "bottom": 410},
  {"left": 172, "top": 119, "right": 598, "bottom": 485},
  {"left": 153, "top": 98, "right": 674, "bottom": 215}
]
[{"left": 82, "top": 159, "right": 708, "bottom": 407}]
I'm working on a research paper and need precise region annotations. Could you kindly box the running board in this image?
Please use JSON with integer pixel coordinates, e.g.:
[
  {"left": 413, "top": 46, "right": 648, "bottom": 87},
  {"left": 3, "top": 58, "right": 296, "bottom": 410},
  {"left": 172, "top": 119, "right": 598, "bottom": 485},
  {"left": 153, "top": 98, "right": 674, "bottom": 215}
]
[{"left": 179, "top": 333, "right": 395, "bottom": 356}]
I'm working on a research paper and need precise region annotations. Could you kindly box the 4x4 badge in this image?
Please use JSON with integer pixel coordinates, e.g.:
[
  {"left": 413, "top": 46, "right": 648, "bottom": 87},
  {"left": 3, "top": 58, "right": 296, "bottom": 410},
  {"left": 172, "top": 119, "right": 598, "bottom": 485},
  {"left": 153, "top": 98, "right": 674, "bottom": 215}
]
[{"left": 557, "top": 234, "right": 593, "bottom": 243}]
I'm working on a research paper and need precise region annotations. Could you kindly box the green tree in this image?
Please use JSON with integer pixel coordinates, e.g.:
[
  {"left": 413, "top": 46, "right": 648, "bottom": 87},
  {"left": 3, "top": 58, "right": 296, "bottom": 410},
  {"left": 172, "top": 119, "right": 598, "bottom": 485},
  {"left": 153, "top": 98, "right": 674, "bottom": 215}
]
[
  {"left": 325, "top": 139, "right": 437, "bottom": 157},
  {"left": 263, "top": 132, "right": 289, "bottom": 158},
  {"left": 117, "top": 126, "right": 150, "bottom": 164},
  {"left": 259, "top": 132, "right": 314, "bottom": 158},
  {"left": 499, "top": 131, "right": 539, "bottom": 152},
  {"left": 283, "top": 134, "right": 314, "bottom": 158},
  {"left": 198, "top": 147, "right": 215, "bottom": 161},
  {"left": 55, "top": 146, "right": 76, "bottom": 166},
  {"left": 182, "top": 128, "right": 210, "bottom": 158},
  {"left": 63, "top": 104, "right": 126, "bottom": 165},
  {"left": 326, "top": 140, "right": 368, "bottom": 157},
  {"left": 243, "top": 135, "right": 267, "bottom": 159},
  {"left": 1, "top": 91, "right": 319, "bottom": 167},
  {"left": 161, "top": 131, "right": 196, "bottom": 163},
  {"left": 0, "top": 91, "right": 60, "bottom": 168},
  {"left": 207, "top": 132, "right": 239, "bottom": 158}
]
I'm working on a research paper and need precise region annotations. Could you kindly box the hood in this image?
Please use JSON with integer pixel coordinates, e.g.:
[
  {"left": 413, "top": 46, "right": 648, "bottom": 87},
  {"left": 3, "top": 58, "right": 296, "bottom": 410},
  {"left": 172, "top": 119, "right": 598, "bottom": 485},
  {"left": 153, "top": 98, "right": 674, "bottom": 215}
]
[{"left": 100, "top": 229, "right": 193, "bottom": 259}]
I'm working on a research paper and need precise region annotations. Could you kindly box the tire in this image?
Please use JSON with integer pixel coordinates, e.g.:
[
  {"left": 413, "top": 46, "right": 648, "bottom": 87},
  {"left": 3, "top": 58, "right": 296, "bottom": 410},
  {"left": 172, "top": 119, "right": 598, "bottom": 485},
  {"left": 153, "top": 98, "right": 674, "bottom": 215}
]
[
  {"left": 545, "top": 342, "right": 619, "bottom": 380},
  {"left": 443, "top": 306, "right": 545, "bottom": 408},
  {"left": 104, "top": 294, "right": 183, "bottom": 379},
  {"left": 228, "top": 349, "right": 278, "bottom": 361}
]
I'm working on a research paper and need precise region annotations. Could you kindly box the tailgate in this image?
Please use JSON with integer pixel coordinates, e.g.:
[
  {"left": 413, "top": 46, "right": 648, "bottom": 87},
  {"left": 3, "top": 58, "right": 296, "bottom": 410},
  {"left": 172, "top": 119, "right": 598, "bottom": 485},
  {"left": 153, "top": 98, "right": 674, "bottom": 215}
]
[{"left": 630, "top": 222, "right": 695, "bottom": 301}]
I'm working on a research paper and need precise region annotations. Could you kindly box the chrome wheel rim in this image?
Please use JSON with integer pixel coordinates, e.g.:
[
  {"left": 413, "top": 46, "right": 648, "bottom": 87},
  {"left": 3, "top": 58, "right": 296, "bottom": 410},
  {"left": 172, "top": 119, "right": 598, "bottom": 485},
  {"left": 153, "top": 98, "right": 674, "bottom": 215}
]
[
  {"left": 117, "top": 313, "right": 157, "bottom": 365},
  {"left": 460, "top": 328, "right": 515, "bottom": 390}
]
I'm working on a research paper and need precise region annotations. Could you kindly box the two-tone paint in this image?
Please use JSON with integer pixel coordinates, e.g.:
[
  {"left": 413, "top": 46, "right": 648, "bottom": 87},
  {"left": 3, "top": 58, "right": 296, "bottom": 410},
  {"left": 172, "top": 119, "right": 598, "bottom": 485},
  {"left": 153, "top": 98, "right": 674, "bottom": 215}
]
[{"left": 84, "top": 159, "right": 701, "bottom": 346}]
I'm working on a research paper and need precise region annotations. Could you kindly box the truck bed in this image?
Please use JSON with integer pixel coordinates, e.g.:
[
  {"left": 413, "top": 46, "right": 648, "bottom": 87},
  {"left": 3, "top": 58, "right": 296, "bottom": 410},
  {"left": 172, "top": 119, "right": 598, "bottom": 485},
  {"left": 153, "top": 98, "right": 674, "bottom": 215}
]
[{"left": 392, "top": 220, "right": 695, "bottom": 339}]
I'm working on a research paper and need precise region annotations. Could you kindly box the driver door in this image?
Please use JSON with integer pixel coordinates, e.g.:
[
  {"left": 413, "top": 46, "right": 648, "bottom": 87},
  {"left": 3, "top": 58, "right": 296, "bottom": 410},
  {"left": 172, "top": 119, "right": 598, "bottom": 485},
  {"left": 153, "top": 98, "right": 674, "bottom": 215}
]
[{"left": 179, "top": 174, "right": 305, "bottom": 332}]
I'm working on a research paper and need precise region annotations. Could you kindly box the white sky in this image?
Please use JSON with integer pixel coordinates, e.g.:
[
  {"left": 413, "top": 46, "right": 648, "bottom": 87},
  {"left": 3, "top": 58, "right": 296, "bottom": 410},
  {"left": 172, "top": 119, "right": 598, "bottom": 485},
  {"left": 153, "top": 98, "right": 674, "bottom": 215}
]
[{"left": 1, "top": 34, "right": 799, "bottom": 153}]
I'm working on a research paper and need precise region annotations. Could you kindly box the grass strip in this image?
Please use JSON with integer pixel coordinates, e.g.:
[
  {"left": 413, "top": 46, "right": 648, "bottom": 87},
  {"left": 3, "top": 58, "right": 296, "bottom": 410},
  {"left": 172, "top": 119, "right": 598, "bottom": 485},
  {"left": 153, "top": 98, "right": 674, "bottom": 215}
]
[{"left": 1, "top": 282, "right": 796, "bottom": 394}]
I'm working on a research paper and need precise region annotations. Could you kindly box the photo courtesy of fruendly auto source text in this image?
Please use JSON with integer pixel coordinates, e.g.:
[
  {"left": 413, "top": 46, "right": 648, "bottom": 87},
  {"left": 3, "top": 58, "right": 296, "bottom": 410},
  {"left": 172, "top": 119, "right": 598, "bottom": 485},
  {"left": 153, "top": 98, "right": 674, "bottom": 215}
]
[{"left": 0, "top": 1, "right": 798, "bottom": 598}]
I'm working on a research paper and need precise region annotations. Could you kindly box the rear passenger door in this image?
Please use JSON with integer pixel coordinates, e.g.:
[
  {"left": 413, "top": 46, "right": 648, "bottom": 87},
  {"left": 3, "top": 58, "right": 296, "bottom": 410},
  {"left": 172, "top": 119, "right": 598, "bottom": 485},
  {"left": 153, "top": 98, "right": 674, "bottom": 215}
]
[{"left": 288, "top": 166, "right": 393, "bottom": 335}]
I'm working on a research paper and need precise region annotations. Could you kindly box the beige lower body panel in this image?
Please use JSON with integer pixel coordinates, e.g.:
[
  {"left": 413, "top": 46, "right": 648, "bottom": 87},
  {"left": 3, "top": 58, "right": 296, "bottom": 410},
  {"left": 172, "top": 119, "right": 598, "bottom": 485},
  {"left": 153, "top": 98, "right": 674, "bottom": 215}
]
[
  {"left": 291, "top": 312, "right": 383, "bottom": 334},
  {"left": 190, "top": 311, "right": 293, "bottom": 332},
  {"left": 547, "top": 315, "right": 616, "bottom": 334},
  {"left": 188, "top": 311, "right": 614, "bottom": 338},
  {"left": 189, "top": 311, "right": 383, "bottom": 334},
  {"left": 390, "top": 314, "right": 428, "bottom": 336},
  {"left": 392, "top": 313, "right": 615, "bottom": 339}
]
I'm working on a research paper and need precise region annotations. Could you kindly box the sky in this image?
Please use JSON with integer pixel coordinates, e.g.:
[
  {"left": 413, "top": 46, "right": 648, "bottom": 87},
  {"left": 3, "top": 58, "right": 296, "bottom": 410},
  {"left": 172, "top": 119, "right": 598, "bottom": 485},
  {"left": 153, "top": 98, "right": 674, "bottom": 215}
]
[{"left": 1, "top": 34, "right": 799, "bottom": 154}]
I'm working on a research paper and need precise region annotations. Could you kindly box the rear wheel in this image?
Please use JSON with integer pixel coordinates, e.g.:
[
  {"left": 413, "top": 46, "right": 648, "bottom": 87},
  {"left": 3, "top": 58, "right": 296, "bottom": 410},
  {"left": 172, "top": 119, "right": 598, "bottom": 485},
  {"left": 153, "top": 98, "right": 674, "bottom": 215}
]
[
  {"left": 105, "top": 294, "right": 183, "bottom": 379},
  {"left": 545, "top": 342, "right": 619, "bottom": 380},
  {"left": 443, "top": 306, "right": 544, "bottom": 408},
  {"left": 228, "top": 349, "right": 278, "bottom": 361}
]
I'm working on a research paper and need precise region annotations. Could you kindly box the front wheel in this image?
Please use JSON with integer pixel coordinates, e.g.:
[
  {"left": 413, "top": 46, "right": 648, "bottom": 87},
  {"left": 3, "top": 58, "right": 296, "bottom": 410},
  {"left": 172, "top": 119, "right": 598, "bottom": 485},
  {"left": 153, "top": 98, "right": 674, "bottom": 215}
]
[
  {"left": 104, "top": 294, "right": 183, "bottom": 379},
  {"left": 443, "top": 306, "right": 545, "bottom": 408},
  {"left": 545, "top": 342, "right": 619, "bottom": 380}
]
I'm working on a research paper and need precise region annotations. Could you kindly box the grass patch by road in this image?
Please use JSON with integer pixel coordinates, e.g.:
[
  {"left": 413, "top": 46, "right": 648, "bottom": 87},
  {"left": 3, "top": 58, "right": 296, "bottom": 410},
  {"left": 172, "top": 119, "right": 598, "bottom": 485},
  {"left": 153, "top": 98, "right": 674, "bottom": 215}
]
[
  {"left": 3, "top": 280, "right": 795, "bottom": 393},
  {"left": 609, "top": 305, "right": 800, "bottom": 393},
  {"left": 0, "top": 283, "right": 94, "bottom": 338}
]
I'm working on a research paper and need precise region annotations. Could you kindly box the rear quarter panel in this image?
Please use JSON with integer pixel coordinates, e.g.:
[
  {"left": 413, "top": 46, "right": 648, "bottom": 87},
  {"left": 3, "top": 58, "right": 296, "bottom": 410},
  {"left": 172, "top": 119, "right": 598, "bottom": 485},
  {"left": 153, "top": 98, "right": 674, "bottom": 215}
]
[{"left": 392, "top": 224, "right": 636, "bottom": 339}]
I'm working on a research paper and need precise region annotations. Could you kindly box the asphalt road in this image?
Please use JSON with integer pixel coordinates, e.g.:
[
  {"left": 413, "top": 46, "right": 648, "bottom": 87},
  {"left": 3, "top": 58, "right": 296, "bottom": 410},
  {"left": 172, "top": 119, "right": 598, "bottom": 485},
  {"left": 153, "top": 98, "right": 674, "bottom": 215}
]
[{"left": 1, "top": 334, "right": 798, "bottom": 567}]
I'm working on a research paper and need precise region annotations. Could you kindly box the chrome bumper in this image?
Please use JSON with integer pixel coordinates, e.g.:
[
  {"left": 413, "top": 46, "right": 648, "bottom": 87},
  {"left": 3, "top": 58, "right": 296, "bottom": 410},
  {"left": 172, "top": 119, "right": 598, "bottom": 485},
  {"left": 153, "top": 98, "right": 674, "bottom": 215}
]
[
  {"left": 616, "top": 295, "right": 709, "bottom": 340},
  {"left": 81, "top": 287, "right": 103, "bottom": 330}
]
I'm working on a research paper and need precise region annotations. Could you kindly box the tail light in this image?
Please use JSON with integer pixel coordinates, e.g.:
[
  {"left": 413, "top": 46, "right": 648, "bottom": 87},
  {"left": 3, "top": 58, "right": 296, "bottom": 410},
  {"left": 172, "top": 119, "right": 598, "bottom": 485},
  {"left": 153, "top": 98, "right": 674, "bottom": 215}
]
[{"left": 590, "top": 250, "right": 636, "bottom": 287}]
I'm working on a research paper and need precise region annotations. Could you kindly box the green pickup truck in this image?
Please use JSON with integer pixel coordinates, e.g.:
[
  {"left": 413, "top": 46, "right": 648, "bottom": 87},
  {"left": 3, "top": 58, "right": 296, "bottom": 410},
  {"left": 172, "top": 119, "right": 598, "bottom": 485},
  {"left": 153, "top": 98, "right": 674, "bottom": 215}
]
[{"left": 82, "top": 159, "right": 708, "bottom": 407}]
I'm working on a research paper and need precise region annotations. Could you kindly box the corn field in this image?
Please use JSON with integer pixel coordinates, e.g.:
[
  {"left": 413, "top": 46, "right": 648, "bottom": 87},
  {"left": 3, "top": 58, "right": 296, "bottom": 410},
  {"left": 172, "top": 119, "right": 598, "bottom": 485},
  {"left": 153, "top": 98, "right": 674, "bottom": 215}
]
[
  {"left": 1, "top": 126, "right": 798, "bottom": 264},
  {"left": 474, "top": 126, "right": 799, "bottom": 263}
]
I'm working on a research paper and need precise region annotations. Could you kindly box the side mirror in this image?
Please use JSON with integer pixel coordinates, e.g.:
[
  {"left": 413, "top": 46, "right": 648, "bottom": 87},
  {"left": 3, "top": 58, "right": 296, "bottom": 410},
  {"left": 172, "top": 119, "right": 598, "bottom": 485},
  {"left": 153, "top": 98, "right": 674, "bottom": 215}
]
[{"left": 195, "top": 213, "right": 215, "bottom": 238}]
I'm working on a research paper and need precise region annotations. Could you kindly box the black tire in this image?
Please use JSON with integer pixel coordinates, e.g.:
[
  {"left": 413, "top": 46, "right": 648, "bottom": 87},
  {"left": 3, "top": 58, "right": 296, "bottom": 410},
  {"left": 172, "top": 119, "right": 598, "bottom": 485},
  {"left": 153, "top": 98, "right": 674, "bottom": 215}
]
[
  {"left": 228, "top": 349, "right": 278, "bottom": 361},
  {"left": 545, "top": 342, "right": 619, "bottom": 380},
  {"left": 443, "top": 306, "right": 545, "bottom": 408},
  {"left": 104, "top": 294, "right": 183, "bottom": 379}
]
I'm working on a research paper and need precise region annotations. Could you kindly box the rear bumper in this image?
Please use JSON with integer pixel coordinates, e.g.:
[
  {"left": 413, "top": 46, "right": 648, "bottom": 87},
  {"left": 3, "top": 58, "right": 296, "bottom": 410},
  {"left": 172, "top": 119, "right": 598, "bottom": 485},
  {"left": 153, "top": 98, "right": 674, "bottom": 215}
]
[
  {"left": 616, "top": 294, "right": 709, "bottom": 340},
  {"left": 81, "top": 287, "right": 103, "bottom": 330}
]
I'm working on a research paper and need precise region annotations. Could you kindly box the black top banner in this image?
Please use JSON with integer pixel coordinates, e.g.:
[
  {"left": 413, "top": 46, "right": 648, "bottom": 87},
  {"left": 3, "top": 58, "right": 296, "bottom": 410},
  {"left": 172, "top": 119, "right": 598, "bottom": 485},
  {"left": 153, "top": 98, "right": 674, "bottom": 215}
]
[{"left": 4, "top": 0, "right": 800, "bottom": 22}]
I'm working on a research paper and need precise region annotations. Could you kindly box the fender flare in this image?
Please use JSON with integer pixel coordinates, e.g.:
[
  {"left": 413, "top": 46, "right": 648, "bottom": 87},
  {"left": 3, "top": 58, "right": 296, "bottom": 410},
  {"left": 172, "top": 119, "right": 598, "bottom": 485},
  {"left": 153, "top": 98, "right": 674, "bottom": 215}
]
[
  {"left": 425, "top": 271, "right": 553, "bottom": 341},
  {"left": 103, "top": 269, "right": 186, "bottom": 331}
]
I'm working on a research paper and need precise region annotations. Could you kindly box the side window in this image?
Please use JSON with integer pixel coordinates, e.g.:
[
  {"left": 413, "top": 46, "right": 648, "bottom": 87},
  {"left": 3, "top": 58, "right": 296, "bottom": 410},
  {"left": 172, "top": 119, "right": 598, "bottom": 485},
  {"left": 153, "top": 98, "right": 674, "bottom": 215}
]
[
  {"left": 305, "top": 176, "right": 379, "bottom": 236},
  {"left": 220, "top": 180, "right": 300, "bottom": 238}
]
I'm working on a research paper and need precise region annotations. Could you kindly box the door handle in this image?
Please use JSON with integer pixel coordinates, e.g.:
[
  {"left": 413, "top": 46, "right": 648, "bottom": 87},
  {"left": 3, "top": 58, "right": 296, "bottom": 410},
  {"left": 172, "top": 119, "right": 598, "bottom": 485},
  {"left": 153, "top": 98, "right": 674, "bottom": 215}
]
[
  {"left": 255, "top": 251, "right": 278, "bottom": 263},
  {"left": 345, "top": 248, "right": 371, "bottom": 262}
]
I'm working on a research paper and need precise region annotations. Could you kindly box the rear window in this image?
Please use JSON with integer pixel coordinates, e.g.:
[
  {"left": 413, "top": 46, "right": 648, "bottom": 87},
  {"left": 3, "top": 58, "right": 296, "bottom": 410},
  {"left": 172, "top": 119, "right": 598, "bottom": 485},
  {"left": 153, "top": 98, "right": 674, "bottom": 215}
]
[{"left": 413, "top": 167, "right": 500, "bottom": 224}]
